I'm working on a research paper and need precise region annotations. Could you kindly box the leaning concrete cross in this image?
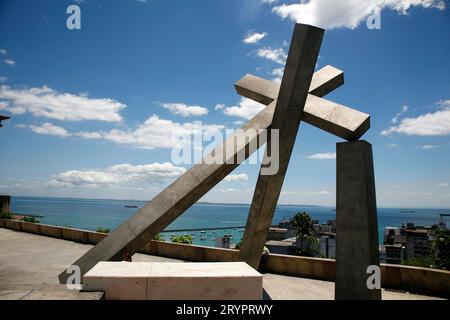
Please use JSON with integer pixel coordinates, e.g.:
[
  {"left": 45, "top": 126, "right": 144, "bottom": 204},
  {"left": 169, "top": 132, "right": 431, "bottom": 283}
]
[
  {"left": 58, "top": 71, "right": 343, "bottom": 283},
  {"left": 58, "top": 23, "right": 366, "bottom": 284},
  {"left": 237, "top": 48, "right": 370, "bottom": 267}
]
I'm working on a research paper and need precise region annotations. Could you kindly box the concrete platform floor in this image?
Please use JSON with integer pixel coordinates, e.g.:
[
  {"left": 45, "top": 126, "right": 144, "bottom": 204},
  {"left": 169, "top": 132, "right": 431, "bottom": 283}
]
[{"left": 0, "top": 228, "right": 444, "bottom": 300}]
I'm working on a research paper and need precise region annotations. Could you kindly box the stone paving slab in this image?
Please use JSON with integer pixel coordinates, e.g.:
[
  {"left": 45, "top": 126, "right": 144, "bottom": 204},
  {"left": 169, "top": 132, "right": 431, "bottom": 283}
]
[{"left": 0, "top": 228, "right": 444, "bottom": 300}]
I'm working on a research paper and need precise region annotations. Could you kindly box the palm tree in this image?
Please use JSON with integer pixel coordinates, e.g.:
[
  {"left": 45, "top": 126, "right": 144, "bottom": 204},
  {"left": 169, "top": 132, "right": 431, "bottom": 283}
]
[{"left": 290, "top": 212, "right": 313, "bottom": 253}]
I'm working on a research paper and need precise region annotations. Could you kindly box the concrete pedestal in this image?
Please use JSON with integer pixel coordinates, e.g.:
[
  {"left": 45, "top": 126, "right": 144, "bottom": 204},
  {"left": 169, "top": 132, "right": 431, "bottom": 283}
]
[
  {"left": 335, "top": 140, "right": 381, "bottom": 300},
  {"left": 83, "top": 262, "right": 263, "bottom": 300}
]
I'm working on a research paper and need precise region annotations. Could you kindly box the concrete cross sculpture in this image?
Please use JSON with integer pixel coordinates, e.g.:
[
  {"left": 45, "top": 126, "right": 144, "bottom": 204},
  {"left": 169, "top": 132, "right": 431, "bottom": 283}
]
[{"left": 59, "top": 23, "right": 380, "bottom": 300}]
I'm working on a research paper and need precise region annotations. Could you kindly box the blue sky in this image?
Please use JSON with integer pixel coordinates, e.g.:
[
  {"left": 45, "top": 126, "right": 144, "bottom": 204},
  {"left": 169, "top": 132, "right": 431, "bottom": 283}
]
[{"left": 0, "top": 0, "right": 449, "bottom": 208}]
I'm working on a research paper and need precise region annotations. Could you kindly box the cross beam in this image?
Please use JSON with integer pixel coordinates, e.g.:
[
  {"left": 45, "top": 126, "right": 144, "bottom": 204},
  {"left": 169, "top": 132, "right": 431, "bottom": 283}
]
[
  {"left": 235, "top": 69, "right": 370, "bottom": 141},
  {"left": 58, "top": 52, "right": 345, "bottom": 284}
]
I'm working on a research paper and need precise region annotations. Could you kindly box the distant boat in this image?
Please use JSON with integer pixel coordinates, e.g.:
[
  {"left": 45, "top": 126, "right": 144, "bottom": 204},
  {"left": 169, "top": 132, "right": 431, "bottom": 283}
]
[
  {"left": 124, "top": 205, "right": 138, "bottom": 208},
  {"left": 400, "top": 209, "right": 415, "bottom": 213}
]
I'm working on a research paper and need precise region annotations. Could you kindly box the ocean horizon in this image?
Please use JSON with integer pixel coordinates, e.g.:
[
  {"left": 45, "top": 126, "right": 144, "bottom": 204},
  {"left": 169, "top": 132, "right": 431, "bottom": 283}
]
[{"left": 8, "top": 196, "right": 450, "bottom": 247}]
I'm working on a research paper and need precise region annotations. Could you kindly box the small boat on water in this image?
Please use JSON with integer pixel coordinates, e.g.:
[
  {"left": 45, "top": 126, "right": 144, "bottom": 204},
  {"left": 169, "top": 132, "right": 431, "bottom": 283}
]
[
  {"left": 400, "top": 209, "right": 415, "bottom": 213},
  {"left": 124, "top": 205, "right": 138, "bottom": 208}
]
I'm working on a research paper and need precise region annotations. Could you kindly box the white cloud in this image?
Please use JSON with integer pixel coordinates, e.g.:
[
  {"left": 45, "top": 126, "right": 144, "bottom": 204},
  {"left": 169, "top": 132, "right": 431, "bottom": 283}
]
[
  {"left": 281, "top": 190, "right": 331, "bottom": 196},
  {"left": 244, "top": 32, "right": 268, "bottom": 44},
  {"left": 75, "top": 131, "right": 103, "bottom": 140},
  {"left": 421, "top": 144, "right": 439, "bottom": 150},
  {"left": 4, "top": 59, "right": 15, "bottom": 66},
  {"left": 22, "top": 114, "right": 225, "bottom": 150},
  {"left": 161, "top": 102, "right": 208, "bottom": 117},
  {"left": 392, "top": 105, "right": 408, "bottom": 124},
  {"left": 381, "top": 101, "right": 450, "bottom": 136},
  {"left": 272, "top": 0, "right": 445, "bottom": 29},
  {"left": 386, "top": 143, "right": 398, "bottom": 148},
  {"left": 0, "top": 49, "right": 7, "bottom": 55},
  {"left": 49, "top": 162, "right": 186, "bottom": 188},
  {"left": 222, "top": 98, "right": 266, "bottom": 120},
  {"left": 305, "top": 152, "right": 336, "bottom": 160},
  {"left": 29, "top": 123, "right": 70, "bottom": 137},
  {"left": 437, "top": 183, "right": 448, "bottom": 187},
  {"left": 0, "top": 85, "right": 125, "bottom": 122},
  {"left": 262, "top": 0, "right": 277, "bottom": 4},
  {"left": 224, "top": 173, "right": 249, "bottom": 182},
  {"left": 271, "top": 67, "right": 284, "bottom": 83},
  {"left": 218, "top": 188, "right": 253, "bottom": 194},
  {"left": 0, "top": 76, "right": 6, "bottom": 83},
  {"left": 77, "top": 115, "right": 225, "bottom": 149},
  {"left": 256, "top": 47, "right": 287, "bottom": 65},
  {"left": 215, "top": 104, "right": 226, "bottom": 110}
]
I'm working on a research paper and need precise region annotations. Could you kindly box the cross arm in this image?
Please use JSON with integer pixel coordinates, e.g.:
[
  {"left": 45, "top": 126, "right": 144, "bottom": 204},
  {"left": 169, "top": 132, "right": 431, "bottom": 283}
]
[
  {"left": 235, "top": 65, "right": 344, "bottom": 103},
  {"left": 235, "top": 66, "right": 370, "bottom": 141}
]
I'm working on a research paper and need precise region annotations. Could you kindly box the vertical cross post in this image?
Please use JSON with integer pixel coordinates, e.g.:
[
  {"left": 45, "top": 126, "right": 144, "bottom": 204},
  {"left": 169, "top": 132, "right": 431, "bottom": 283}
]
[
  {"left": 335, "top": 140, "right": 381, "bottom": 300},
  {"left": 239, "top": 24, "right": 324, "bottom": 269}
]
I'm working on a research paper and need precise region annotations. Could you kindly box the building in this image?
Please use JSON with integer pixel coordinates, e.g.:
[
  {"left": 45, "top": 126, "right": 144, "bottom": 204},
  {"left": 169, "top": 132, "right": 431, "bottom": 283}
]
[
  {"left": 379, "top": 245, "right": 386, "bottom": 263},
  {"left": 405, "top": 229, "right": 434, "bottom": 260},
  {"left": 265, "top": 239, "right": 297, "bottom": 255},
  {"left": 215, "top": 234, "right": 231, "bottom": 249},
  {"left": 319, "top": 235, "right": 336, "bottom": 258},
  {"left": 384, "top": 244, "right": 405, "bottom": 264},
  {"left": 384, "top": 227, "right": 401, "bottom": 245},
  {"left": 381, "top": 223, "right": 440, "bottom": 264},
  {"left": 268, "top": 227, "right": 292, "bottom": 241}
]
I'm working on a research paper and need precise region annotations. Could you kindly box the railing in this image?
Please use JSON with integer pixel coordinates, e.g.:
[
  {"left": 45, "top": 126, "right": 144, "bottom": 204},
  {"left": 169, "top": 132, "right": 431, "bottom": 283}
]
[{"left": 1, "top": 218, "right": 449, "bottom": 299}]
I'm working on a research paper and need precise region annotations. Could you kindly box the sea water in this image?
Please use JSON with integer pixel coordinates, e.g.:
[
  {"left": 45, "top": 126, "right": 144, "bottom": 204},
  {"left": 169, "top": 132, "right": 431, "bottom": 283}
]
[{"left": 9, "top": 196, "right": 448, "bottom": 247}]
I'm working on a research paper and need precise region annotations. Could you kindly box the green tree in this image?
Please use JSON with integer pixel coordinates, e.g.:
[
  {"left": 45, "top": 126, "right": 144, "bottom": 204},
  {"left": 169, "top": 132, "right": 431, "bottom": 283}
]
[
  {"left": 96, "top": 227, "right": 110, "bottom": 233},
  {"left": 402, "top": 257, "right": 434, "bottom": 268},
  {"left": 153, "top": 233, "right": 165, "bottom": 241},
  {"left": 290, "top": 212, "right": 314, "bottom": 255},
  {"left": 171, "top": 235, "right": 193, "bottom": 244},
  {"left": 23, "top": 216, "right": 39, "bottom": 223}
]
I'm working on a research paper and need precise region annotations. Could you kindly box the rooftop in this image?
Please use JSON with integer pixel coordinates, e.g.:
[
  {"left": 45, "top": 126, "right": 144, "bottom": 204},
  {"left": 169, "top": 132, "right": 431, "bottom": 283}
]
[{"left": 0, "top": 228, "right": 443, "bottom": 300}]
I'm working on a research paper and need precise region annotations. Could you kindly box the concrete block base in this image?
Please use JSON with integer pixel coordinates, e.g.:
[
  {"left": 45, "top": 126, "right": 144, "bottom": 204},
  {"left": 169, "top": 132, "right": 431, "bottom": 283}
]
[{"left": 83, "top": 262, "right": 263, "bottom": 300}]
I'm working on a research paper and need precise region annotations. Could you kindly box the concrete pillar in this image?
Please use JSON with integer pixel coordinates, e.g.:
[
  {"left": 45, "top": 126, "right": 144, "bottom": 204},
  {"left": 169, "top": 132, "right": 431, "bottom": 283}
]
[{"left": 335, "top": 140, "right": 381, "bottom": 300}]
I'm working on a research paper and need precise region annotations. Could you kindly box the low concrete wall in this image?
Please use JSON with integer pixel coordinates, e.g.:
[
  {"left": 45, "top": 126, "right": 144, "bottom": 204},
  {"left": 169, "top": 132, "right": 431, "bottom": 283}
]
[
  {"left": 3, "top": 219, "right": 22, "bottom": 231},
  {"left": 140, "top": 240, "right": 240, "bottom": 262},
  {"left": 20, "top": 221, "right": 41, "bottom": 235},
  {"left": 1, "top": 219, "right": 449, "bottom": 298},
  {"left": 264, "top": 253, "right": 336, "bottom": 281},
  {"left": 62, "top": 227, "right": 89, "bottom": 244},
  {"left": 381, "top": 264, "right": 450, "bottom": 298},
  {"left": 40, "top": 224, "right": 63, "bottom": 239}
]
